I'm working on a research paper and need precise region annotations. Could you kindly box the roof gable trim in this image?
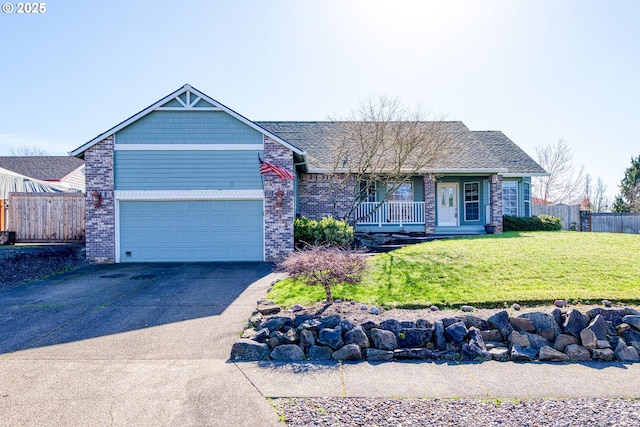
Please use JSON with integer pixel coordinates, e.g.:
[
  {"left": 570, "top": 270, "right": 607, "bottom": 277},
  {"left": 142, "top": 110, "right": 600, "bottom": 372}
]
[{"left": 70, "top": 84, "right": 304, "bottom": 157}]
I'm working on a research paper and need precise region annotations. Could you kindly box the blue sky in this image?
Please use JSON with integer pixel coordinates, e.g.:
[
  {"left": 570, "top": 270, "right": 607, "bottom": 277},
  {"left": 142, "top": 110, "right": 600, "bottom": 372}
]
[{"left": 1, "top": 0, "right": 638, "bottom": 202}]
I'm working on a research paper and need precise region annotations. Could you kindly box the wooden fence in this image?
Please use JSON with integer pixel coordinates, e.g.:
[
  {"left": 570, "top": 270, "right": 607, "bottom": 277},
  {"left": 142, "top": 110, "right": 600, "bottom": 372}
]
[
  {"left": 532, "top": 203, "right": 581, "bottom": 231},
  {"left": 8, "top": 193, "right": 85, "bottom": 243},
  {"left": 590, "top": 213, "right": 640, "bottom": 234}
]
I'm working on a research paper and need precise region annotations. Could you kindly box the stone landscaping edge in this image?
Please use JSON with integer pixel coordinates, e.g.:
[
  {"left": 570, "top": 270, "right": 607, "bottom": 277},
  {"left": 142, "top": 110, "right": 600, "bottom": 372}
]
[{"left": 231, "top": 300, "right": 640, "bottom": 363}]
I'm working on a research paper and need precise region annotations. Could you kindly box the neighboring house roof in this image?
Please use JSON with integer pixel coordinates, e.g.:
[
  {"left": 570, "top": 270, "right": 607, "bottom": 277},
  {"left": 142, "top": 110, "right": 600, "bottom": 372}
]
[
  {"left": 257, "top": 121, "right": 547, "bottom": 176},
  {"left": 70, "top": 84, "right": 305, "bottom": 158},
  {"left": 0, "top": 156, "right": 85, "bottom": 181},
  {"left": 0, "top": 167, "right": 69, "bottom": 199}
]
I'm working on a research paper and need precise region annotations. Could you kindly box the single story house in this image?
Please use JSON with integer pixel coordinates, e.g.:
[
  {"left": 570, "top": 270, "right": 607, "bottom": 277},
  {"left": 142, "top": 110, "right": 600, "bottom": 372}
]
[
  {"left": 0, "top": 165, "right": 75, "bottom": 231},
  {"left": 70, "top": 84, "right": 546, "bottom": 263},
  {"left": 0, "top": 156, "right": 85, "bottom": 192}
]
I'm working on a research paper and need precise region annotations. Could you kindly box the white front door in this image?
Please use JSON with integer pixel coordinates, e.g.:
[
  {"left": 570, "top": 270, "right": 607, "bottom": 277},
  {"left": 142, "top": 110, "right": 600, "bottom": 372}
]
[{"left": 437, "top": 183, "right": 458, "bottom": 226}]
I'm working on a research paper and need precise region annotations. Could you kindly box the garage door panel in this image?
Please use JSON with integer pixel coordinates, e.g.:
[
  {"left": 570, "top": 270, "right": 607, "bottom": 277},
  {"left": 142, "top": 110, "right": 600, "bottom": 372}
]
[{"left": 119, "top": 200, "right": 263, "bottom": 262}]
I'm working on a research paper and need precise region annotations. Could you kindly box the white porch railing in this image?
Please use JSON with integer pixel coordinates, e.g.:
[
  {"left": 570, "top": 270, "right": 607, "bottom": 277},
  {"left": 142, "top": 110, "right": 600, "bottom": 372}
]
[{"left": 356, "top": 201, "right": 425, "bottom": 226}]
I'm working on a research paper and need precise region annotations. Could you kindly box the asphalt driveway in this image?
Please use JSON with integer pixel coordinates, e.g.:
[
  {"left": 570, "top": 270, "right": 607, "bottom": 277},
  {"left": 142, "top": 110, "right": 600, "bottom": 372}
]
[{"left": 0, "top": 262, "right": 285, "bottom": 426}]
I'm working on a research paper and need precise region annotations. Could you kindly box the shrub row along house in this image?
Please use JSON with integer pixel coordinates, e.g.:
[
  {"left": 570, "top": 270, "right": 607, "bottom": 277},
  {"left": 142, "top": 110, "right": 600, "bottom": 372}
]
[{"left": 70, "top": 84, "right": 547, "bottom": 263}]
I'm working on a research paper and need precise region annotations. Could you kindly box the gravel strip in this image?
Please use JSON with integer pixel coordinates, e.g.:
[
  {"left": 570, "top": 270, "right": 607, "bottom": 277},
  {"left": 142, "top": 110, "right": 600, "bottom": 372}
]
[{"left": 272, "top": 397, "right": 640, "bottom": 426}]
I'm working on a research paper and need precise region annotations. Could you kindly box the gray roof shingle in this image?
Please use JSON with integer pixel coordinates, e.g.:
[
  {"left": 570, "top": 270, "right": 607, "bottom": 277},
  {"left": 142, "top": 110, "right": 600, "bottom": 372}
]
[
  {"left": 256, "top": 121, "right": 546, "bottom": 175},
  {"left": 0, "top": 157, "right": 85, "bottom": 181}
]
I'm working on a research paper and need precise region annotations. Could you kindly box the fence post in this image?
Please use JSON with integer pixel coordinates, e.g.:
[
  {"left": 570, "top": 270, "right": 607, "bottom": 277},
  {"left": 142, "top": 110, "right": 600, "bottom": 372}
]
[{"left": 580, "top": 210, "right": 591, "bottom": 232}]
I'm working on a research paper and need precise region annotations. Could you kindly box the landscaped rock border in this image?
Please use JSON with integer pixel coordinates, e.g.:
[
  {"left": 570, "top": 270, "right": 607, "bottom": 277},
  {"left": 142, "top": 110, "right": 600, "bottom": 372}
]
[{"left": 231, "top": 302, "right": 640, "bottom": 363}]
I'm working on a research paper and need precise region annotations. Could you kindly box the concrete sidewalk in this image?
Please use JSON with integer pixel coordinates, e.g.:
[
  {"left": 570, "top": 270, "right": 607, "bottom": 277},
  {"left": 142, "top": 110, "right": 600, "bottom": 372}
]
[{"left": 237, "top": 359, "right": 640, "bottom": 400}]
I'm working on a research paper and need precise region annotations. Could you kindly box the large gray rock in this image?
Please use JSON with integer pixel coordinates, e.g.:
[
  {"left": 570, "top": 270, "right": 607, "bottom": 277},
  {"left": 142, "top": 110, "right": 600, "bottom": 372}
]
[
  {"left": 586, "top": 308, "right": 627, "bottom": 326},
  {"left": 320, "top": 314, "right": 341, "bottom": 328},
  {"left": 433, "top": 320, "right": 447, "bottom": 350},
  {"left": 550, "top": 308, "right": 565, "bottom": 328},
  {"left": 370, "top": 328, "right": 398, "bottom": 350},
  {"left": 299, "top": 318, "right": 323, "bottom": 331},
  {"left": 487, "top": 310, "right": 513, "bottom": 341},
  {"left": 521, "top": 332, "right": 552, "bottom": 350},
  {"left": 307, "top": 345, "right": 333, "bottom": 360},
  {"left": 469, "top": 327, "right": 487, "bottom": 351},
  {"left": 344, "top": 326, "right": 370, "bottom": 349},
  {"left": 257, "top": 300, "right": 280, "bottom": 315},
  {"left": 293, "top": 314, "right": 314, "bottom": 328},
  {"left": 365, "top": 348, "right": 394, "bottom": 361},
  {"left": 318, "top": 327, "right": 344, "bottom": 350},
  {"left": 592, "top": 348, "right": 615, "bottom": 361},
  {"left": 614, "top": 341, "right": 640, "bottom": 361},
  {"left": 416, "top": 319, "right": 431, "bottom": 329},
  {"left": 249, "top": 328, "right": 269, "bottom": 343},
  {"left": 461, "top": 343, "right": 492, "bottom": 361},
  {"left": 299, "top": 329, "right": 316, "bottom": 352},
  {"left": 394, "top": 347, "right": 433, "bottom": 359},
  {"left": 230, "top": 340, "right": 271, "bottom": 361},
  {"left": 580, "top": 328, "right": 597, "bottom": 351},
  {"left": 332, "top": 344, "right": 363, "bottom": 361},
  {"left": 622, "top": 315, "right": 640, "bottom": 331},
  {"left": 280, "top": 328, "right": 299, "bottom": 345},
  {"left": 258, "top": 316, "right": 291, "bottom": 332},
  {"left": 445, "top": 321, "right": 469, "bottom": 343},
  {"left": 458, "top": 315, "right": 490, "bottom": 331},
  {"left": 488, "top": 346, "right": 510, "bottom": 361},
  {"left": 554, "top": 334, "right": 578, "bottom": 352},
  {"left": 621, "top": 329, "right": 640, "bottom": 354},
  {"left": 481, "top": 329, "right": 503, "bottom": 342},
  {"left": 539, "top": 345, "right": 570, "bottom": 362},
  {"left": 339, "top": 319, "right": 355, "bottom": 333},
  {"left": 565, "top": 344, "right": 591, "bottom": 361},
  {"left": 586, "top": 314, "right": 608, "bottom": 341},
  {"left": 509, "top": 331, "right": 531, "bottom": 347},
  {"left": 511, "top": 344, "right": 538, "bottom": 362},
  {"left": 270, "top": 344, "right": 305, "bottom": 361},
  {"left": 509, "top": 317, "right": 536, "bottom": 333},
  {"left": 563, "top": 309, "right": 591, "bottom": 338},
  {"left": 519, "top": 312, "right": 562, "bottom": 339},
  {"left": 380, "top": 319, "right": 402, "bottom": 334},
  {"left": 397, "top": 328, "right": 433, "bottom": 348}
]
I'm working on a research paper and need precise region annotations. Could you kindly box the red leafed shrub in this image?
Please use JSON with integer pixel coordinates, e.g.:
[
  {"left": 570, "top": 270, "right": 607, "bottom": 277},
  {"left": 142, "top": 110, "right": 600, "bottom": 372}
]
[{"left": 277, "top": 245, "right": 368, "bottom": 303}]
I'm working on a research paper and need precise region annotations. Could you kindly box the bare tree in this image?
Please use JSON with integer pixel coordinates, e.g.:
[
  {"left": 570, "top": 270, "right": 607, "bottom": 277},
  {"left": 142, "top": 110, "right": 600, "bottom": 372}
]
[
  {"left": 583, "top": 173, "right": 610, "bottom": 212},
  {"left": 10, "top": 144, "right": 47, "bottom": 156},
  {"left": 326, "top": 96, "right": 454, "bottom": 221},
  {"left": 532, "top": 139, "right": 585, "bottom": 205}
]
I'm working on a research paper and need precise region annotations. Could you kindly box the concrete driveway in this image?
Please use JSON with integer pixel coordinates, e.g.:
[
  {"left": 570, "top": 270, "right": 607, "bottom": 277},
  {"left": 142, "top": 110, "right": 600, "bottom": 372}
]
[{"left": 0, "top": 262, "right": 284, "bottom": 426}]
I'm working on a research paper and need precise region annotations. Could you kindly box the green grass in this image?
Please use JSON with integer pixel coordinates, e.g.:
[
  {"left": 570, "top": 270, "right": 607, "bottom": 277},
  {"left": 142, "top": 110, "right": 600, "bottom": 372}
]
[{"left": 267, "top": 232, "right": 640, "bottom": 309}]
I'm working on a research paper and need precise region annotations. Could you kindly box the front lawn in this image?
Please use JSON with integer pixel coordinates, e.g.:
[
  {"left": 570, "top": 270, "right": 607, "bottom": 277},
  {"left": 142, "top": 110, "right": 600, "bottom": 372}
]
[{"left": 267, "top": 232, "right": 640, "bottom": 309}]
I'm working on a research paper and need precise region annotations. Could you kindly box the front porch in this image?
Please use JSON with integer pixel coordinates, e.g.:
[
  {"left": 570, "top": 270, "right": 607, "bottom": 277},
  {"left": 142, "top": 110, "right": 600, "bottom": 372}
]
[{"left": 355, "top": 200, "right": 488, "bottom": 234}]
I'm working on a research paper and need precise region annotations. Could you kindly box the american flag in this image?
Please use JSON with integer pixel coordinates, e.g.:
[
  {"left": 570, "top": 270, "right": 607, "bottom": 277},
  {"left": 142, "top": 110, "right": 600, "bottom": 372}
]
[{"left": 259, "top": 157, "right": 294, "bottom": 180}]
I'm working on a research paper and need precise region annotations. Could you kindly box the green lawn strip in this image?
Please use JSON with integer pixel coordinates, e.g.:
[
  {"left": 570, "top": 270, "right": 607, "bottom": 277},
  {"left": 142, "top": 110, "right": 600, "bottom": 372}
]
[{"left": 267, "top": 232, "right": 640, "bottom": 309}]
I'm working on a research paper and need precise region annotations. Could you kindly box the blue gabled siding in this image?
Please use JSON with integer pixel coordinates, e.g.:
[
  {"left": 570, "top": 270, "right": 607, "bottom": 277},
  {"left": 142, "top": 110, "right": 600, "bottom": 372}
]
[
  {"left": 115, "top": 111, "right": 263, "bottom": 145},
  {"left": 114, "top": 150, "right": 263, "bottom": 190}
]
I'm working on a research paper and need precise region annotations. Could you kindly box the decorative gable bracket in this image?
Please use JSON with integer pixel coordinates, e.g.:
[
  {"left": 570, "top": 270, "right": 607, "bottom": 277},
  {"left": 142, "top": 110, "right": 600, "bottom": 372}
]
[{"left": 155, "top": 88, "right": 221, "bottom": 111}]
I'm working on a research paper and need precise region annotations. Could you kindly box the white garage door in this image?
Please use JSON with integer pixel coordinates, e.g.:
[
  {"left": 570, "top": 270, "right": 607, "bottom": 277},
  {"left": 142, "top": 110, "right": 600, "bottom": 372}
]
[{"left": 118, "top": 200, "right": 263, "bottom": 262}]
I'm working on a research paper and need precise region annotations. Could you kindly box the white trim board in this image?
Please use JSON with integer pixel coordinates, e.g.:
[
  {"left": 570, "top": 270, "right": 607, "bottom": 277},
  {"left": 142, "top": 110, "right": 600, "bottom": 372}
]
[
  {"left": 114, "top": 189, "right": 264, "bottom": 200},
  {"left": 114, "top": 144, "right": 264, "bottom": 151}
]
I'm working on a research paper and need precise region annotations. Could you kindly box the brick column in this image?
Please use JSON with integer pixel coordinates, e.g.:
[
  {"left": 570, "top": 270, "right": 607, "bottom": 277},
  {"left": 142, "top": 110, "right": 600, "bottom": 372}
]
[
  {"left": 490, "top": 174, "right": 503, "bottom": 234},
  {"left": 423, "top": 174, "right": 436, "bottom": 234},
  {"left": 263, "top": 136, "right": 295, "bottom": 262},
  {"left": 84, "top": 135, "right": 116, "bottom": 263}
]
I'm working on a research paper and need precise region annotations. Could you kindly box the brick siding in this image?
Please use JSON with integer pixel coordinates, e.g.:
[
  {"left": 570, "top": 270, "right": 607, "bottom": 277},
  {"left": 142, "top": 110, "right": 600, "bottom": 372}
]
[
  {"left": 297, "top": 173, "right": 356, "bottom": 223},
  {"left": 263, "top": 136, "right": 295, "bottom": 262},
  {"left": 423, "top": 174, "right": 436, "bottom": 233},
  {"left": 490, "top": 174, "right": 504, "bottom": 233},
  {"left": 84, "top": 135, "right": 116, "bottom": 263}
]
